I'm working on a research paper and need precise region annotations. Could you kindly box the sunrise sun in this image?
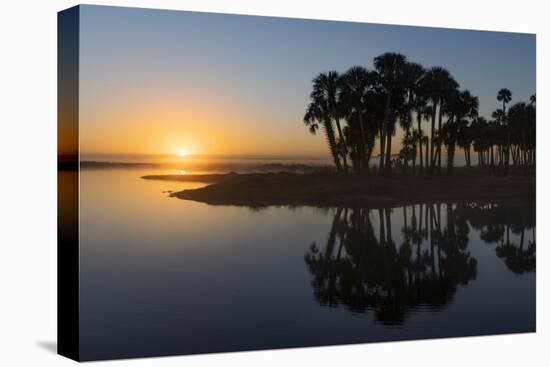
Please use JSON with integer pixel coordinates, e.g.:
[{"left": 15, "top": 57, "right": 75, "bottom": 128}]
[{"left": 178, "top": 149, "right": 188, "bottom": 157}]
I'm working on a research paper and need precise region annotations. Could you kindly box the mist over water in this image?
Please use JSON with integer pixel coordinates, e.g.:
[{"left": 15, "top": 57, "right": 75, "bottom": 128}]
[
  {"left": 80, "top": 151, "right": 472, "bottom": 175},
  {"left": 80, "top": 153, "right": 334, "bottom": 174}
]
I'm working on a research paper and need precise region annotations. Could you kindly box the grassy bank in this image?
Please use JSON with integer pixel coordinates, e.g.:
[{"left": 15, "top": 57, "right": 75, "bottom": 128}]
[{"left": 142, "top": 169, "right": 535, "bottom": 207}]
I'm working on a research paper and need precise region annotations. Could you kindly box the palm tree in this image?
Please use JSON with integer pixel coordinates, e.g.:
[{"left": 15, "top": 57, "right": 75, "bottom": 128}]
[
  {"left": 419, "top": 67, "right": 458, "bottom": 174},
  {"left": 492, "top": 109, "right": 506, "bottom": 124},
  {"left": 412, "top": 129, "right": 425, "bottom": 172},
  {"left": 497, "top": 88, "right": 512, "bottom": 113},
  {"left": 456, "top": 119, "right": 471, "bottom": 166},
  {"left": 507, "top": 102, "right": 526, "bottom": 167},
  {"left": 304, "top": 100, "right": 342, "bottom": 172},
  {"left": 311, "top": 72, "right": 349, "bottom": 172},
  {"left": 496, "top": 88, "right": 513, "bottom": 172},
  {"left": 340, "top": 66, "right": 373, "bottom": 172},
  {"left": 530, "top": 94, "right": 536, "bottom": 106},
  {"left": 508, "top": 101, "right": 536, "bottom": 168},
  {"left": 400, "top": 132, "right": 416, "bottom": 174},
  {"left": 406, "top": 62, "right": 427, "bottom": 174},
  {"left": 471, "top": 116, "right": 489, "bottom": 167},
  {"left": 437, "top": 73, "right": 459, "bottom": 174},
  {"left": 443, "top": 89, "right": 478, "bottom": 173},
  {"left": 440, "top": 89, "right": 460, "bottom": 174},
  {"left": 457, "top": 113, "right": 479, "bottom": 168},
  {"left": 373, "top": 52, "right": 408, "bottom": 175}
]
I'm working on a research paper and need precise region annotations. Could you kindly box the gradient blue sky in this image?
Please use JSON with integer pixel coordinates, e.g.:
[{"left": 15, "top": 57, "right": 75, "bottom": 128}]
[{"left": 79, "top": 5, "right": 535, "bottom": 156}]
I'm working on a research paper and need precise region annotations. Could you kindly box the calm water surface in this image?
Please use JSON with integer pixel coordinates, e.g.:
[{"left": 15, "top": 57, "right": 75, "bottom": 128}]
[{"left": 79, "top": 167, "right": 535, "bottom": 360}]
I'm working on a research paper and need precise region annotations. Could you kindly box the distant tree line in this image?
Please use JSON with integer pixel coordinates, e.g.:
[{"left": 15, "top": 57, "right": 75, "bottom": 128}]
[{"left": 303, "top": 52, "right": 536, "bottom": 175}]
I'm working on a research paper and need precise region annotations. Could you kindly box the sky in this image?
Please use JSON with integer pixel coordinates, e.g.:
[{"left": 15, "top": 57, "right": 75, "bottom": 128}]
[{"left": 78, "top": 5, "right": 536, "bottom": 157}]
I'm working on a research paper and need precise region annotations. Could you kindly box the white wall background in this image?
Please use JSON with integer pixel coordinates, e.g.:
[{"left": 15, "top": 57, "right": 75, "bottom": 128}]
[{"left": 0, "top": 0, "right": 547, "bottom": 366}]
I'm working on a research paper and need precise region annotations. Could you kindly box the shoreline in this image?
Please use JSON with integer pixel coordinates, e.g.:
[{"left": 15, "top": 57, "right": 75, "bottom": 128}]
[
  {"left": 80, "top": 160, "right": 333, "bottom": 173},
  {"left": 141, "top": 170, "right": 535, "bottom": 208}
]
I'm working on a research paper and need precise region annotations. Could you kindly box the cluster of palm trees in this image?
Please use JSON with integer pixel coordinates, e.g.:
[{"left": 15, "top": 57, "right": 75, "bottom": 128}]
[
  {"left": 303, "top": 52, "right": 536, "bottom": 175},
  {"left": 468, "top": 90, "right": 536, "bottom": 173}
]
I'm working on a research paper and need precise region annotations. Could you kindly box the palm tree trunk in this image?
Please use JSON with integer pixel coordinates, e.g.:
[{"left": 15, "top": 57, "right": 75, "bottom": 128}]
[
  {"left": 505, "top": 128, "right": 511, "bottom": 175},
  {"left": 446, "top": 117, "right": 453, "bottom": 174},
  {"left": 334, "top": 117, "right": 348, "bottom": 173},
  {"left": 324, "top": 120, "right": 342, "bottom": 172},
  {"left": 425, "top": 139, "right": 429, "bottom": 173},
  {"left": 358, "top": 114, "right": 368, "bottom": 172},
  {"left": 417, "top": 111, "right": 423, "bottom": 175},
  {"left": 437, "top": 103, "right": 443, "bottom": 175},
  {"left": 379, "top": 208, "right": 386, "bottom": 244},
  {"left": 521, "top": 130, "right": 527, "bottom": 168},
  {"left": 418, "top": 139, "right": 423, "bottom": 175},
  {"left": 385, "top": 128, "right": 393, "bottom": 175},
  {"left": 379, "top": 93, "right": 392, "bottom": 175},
  {"left": 429, "top": 102, "right": 437, "bottom": 174},
  {"left": 379, "top": 127, "right": 386, "bottom": 175}
]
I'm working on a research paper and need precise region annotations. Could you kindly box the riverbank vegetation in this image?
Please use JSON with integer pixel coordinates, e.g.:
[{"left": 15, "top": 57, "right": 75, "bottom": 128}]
[{"left": 143, "top": 169, "right": 534, "bottom": 207}]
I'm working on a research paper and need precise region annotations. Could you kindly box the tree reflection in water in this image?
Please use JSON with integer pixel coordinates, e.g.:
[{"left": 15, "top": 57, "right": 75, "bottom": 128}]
[
  {"left": 304, "top": 202, "right": 535, "bottom": 325},
  {"left": 455, "top": 203, "right": 536, "bottom": 274}
]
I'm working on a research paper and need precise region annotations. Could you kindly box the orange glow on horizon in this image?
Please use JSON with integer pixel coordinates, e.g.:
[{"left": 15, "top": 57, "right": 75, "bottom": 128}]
[
  {"left": 78, "top": 76, "right": 334, "bottom": 157},
  {"left": 80, "top": 73, "right": 390, "bottom": 158}
]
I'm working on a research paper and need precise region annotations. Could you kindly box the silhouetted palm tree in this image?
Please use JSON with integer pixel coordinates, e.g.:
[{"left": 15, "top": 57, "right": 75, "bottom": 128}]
[
  {"left": 311, "top": 72, "right": 349, "bottom": 172},
  {"left": 340, "top": 66, "right": 374, "bottom": 172},
  {"left": 497, "top": 88, "right": 512, "bottom": 113},
  {"left": 471, "top": 116, "right": 489, "bottom": 166},
  {"left": 456, "top": 119, "right": 473, "bottom": 167},
  {"left": 304, "top": 101, "right": 342, "bottom": 172},
  {"left": 373, "top": 52, "right": 408, "bottom": 175},
  {"left": 507, "top": 102, "right": 536, "bottom": 168},
  {"left": 443, "top": 89, "right": 478, "bottom": 173},
  {"left": 493, "top": 89, "right": 513, "bottom": 172},
  {"left": 420, "top": 67, "right": 458, "bottom": 174},
  {"left": 399, "top": 132, "right": 416, "bottom": 174},
  {"left": 405, "top": 62, "right": 427, "bottom": 174}
]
